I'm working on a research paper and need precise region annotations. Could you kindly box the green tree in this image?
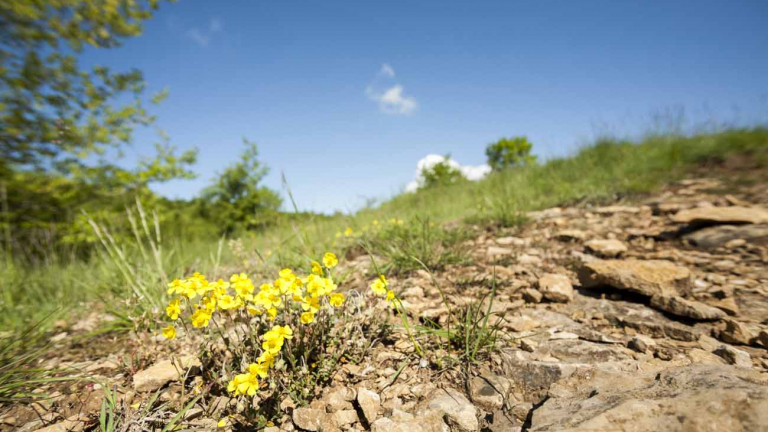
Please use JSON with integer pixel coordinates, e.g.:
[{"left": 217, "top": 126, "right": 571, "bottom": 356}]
[
  {"left": 485, "top": 136, "right": 537, "bottom": 170},
  {"left": 0, "top": 0, "right": 205, "bottom": 258},
  {"left": 421, "top": 156, "right": 466, "bottom": 189},
  {"left": 199, "top": 139, "right": 282, "bottom": 234},
  {"left": 0, "top": 0, "right": 175, "bottom": 169}
]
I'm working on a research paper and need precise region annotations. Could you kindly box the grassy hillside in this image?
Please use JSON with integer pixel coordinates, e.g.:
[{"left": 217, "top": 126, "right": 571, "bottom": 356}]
[{"left": 2, "top": 127, "right": 767, "bottom": 331}]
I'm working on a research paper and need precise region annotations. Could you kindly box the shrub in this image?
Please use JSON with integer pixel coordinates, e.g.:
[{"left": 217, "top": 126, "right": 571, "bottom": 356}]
[
  {"left": 421, "top": 158, "right": 467, "bottom": 189},
  {"left": 485, "top": 136, "right": 537, "bottom": 170}
]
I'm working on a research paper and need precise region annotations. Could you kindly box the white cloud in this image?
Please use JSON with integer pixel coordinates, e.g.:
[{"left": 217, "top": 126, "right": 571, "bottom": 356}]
[
  {"left": 366, "top": 64, "right": 417, "bottom": 116},
  {"left": 185, "top": 18, "right": 223, "bottom": 47},
  {"left": 379, "top": 63, "right": 396, "bottom": 78},
  {"left": 377, "top": 85, "right": 418, "bottom": 115},
  {"left": 405, "top": 154, "right": 491, "bottom": 192}
]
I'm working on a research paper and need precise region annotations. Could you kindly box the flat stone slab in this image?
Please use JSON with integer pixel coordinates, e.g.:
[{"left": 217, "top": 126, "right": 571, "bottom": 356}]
[
  {"left": 578, "top": 259, "right": 691, "bottom": 297},
  {"left": 672, "top": 206, "right": 768, "bottom": 225}
]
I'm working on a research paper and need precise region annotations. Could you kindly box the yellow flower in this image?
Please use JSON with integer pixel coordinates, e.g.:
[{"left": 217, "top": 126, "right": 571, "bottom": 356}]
[
  {"left": 161, "top": 325, "right": 176, "bottom": 340},
  {"left": 257, "top": 351, "right": 276, "bottom": 368},
  {"left": 370, "top": 275, "right": 388, "bottom": 296},
  {"left": 300, "top": 311, "right": 315, "bottom": 324},
  {"left": 227, "top": 372, "right": 259, "bottom": 396},
  {"left": 343, "top": 227, "right": 354, "bottom": 236},
  {"left": 165, "top": 299, "right": 181, "bottom": 320},
  {"left": 267, "top": 307, "right": 278, "bottom": 321},
  {"left": 311, "top": 261, "right": 323, "bottom": 275},
  {"left": 266, "top": 325, "right": 293, "bottom": 340},
  {"left": 249, "top": 362, "right": 270, "bottom": 379},
  {"left": 217, "top": 294, "right": 239, "bottom": 310},
  {"left": 217, "top": 419, "right": 227, "bottom": 428},
  {"left": 190, "top": 307, "right": 212, "bottom": 328},
  {"left": 386, "top": 290, "right": 398, "bottom": 308},
  {"left": 166, "top": 279, "right": 185, "bottom": 296},
  {"left": 230, "top": 272, "right": 254, "bottom": 299},
  {"left": 262, "top": 337, "right": 284, "bottom": 354},
  {"left": 323, "top": 252, "right": 338, "bottom": 268},
  {"left": 201, "top": 295, "right": 217, "bottom": 312},
  {"left": 301, "top": 295, "right": 321, "bottom": 313},
  {"left": 329, "top": 293, "right": 345, "bottom": 307},
  {"left": 247, "top": 305, "right": 262, "bottom": 316}
]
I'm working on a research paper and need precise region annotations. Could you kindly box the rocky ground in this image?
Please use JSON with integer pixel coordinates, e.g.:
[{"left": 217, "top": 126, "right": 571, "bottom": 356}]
[{"left": 3, "top": 175, "right": 768, "bottom": 432}]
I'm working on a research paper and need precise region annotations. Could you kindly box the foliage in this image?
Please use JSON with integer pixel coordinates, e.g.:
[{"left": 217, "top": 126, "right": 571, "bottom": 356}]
[
  {"left": 363, "top": 217, "right": 471, "bottom": 275},
  {"left": 199, "top": 139, "right": 282, "bottom": 234},
  {"left": 0, "top": 317, "right": 72, "bottom": 403},
  {"left": 0, "top": 0, "right": 173, "bottom": 168},
  {"left": 0, "top": 0, "right": 200, "bottom": 260},
  {"left": 485, "top": 136, "right": 537, "bottom": 171},
  {"left": 421, "top": 157, "right": 466, "bottom": 189}
]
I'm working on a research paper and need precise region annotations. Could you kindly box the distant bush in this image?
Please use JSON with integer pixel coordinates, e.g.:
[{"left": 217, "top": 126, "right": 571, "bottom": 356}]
[
  {"left": 485, "top": 136, "right": 537, "bottom": 170},
  {"left": 421, "top": 157, "right": 467, "bottom": 188},
  {"left": 198, "top": 139, "right": 282, "bottom": 234}
]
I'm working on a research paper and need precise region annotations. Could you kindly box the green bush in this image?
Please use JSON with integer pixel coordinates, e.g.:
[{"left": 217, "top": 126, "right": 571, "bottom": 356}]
[{"left": 485, "top": 136, "right": 537, "bottom": 170}]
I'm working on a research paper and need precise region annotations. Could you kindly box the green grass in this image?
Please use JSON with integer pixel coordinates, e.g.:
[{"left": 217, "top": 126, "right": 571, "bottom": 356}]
[{"left": 3, "top": 127, "right": 767, "bottom": 332}]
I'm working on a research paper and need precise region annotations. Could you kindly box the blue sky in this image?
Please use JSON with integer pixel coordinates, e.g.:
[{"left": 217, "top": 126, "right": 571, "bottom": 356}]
[{"left": 83, "top": 0, "right": 768, "bottom": 213}]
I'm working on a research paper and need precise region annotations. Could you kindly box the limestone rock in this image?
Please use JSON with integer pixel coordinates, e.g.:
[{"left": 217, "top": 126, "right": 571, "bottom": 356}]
[
  {"left": 585, "top": 239, "right": 628, "bottom": 258},
  {"left": 370, "top": 412, "right": 449, "bottom": 432},
  {"left": 672, "top": 205, "right": 768, "bottom": 225},
  {"left": 578, "top": 259, "right": 691, "bottom": 297},
  {"left": 556, "top": 230, "right": 586, "bottom": 241},
  {"left": 537, "top": 274, "right": 574, "bottom": 303},
  {"left": 627, "top": 335, "right": 655, "bottom": 354},
  {"left": 324, "top": 387, "right": 356, "bottom": 412},
  {"left": 487, "top": 246, "right": 513, "bottom": 257},
  {"left": 718, "top": 319, "right": 754, "bottom": 345},
  {"left": 469, "top": 373, "right": 512, "bottom": 411},
  {"left": 594, "top": 205, "right": 641, "bottom": 214},
  {"left": 529, "top": 365, "right": 768, "bottom": 431},
  {"left": 34, "top": 415, "right": 87, "bottom": 432},
  {"left": 713, "top": 345, "right": 752, "bottom": 368},
  {"left": 332, "top": 409, "right": 359, "bottom": 427},
  {"left": 292, "top": 407, "right": 324, "bottom": 432},
  {"left": 684, "top": 224, "right": 768, "bottom": 248},
  {"left": 356, "top": 388, "right": 381, "bottom": 425},
  {"left": 420, "top": 388, "right": 479, "bottom": 432},
  {"left": 522, "top": 288, "right": 543, "bottom": 303},
  {"left": 649, "top": 295, "right": 726, "bottom": 320},
  {"left": 133, "top": 356, "right": 201, "bottom": 392},
  {"left": 757, "top": 330, "right": 768, "bottom": 348}
]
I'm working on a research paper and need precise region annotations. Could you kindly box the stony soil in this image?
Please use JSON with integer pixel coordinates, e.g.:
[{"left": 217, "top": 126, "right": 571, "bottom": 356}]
[{"left": 4, "top": 175, "right": 768, "bottom": 432}]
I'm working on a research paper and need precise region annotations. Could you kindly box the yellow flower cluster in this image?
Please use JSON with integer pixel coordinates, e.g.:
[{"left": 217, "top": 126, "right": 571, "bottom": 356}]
[
  {"left": 161, "top": 253, "right": 344, "bottom": 337},
  {"left": 227, "top": 324, "right": 292, "bottom": 396}
]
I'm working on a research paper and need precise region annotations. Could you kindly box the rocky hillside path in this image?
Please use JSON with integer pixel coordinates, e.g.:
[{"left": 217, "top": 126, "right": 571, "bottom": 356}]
[{"left": 4, "top": 175, "right": 768, "bottom": 432}]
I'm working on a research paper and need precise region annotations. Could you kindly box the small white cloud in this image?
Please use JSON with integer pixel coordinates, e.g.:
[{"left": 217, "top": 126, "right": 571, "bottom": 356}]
[
  {"left": 379, "top": 63, "right": 396, "bottom": 78},
  {"left": 405, "top": 154, "right": 491, "bottom": 192},
  {"left": 185, "top": 18, "right": 223, "bottom": 47},
  {"left": 378, "top": 85, "right": 417, "bottom": 115},
  {"left": 366, "top": 64, "right": 417, "bottom": 116},
  {"left": 461, "top": 164, "right": 492, "bottom": 181}
]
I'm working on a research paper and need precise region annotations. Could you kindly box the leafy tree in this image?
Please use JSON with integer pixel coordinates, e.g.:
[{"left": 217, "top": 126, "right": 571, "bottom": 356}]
[
  {"left": 0, "top": 0, "right": 206, "bottom": 258},
  {"left": 485, "top": 136, "right": 537, "bottom": 170},
  {"left": 421, "top": 156, "right": 466, "bottom": 189},
  {"left": 0, "top": 0, "right": 174, "bottom": 169},
  {"left": 199, "top": 139, "right": 282, "bottom": 234}
]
